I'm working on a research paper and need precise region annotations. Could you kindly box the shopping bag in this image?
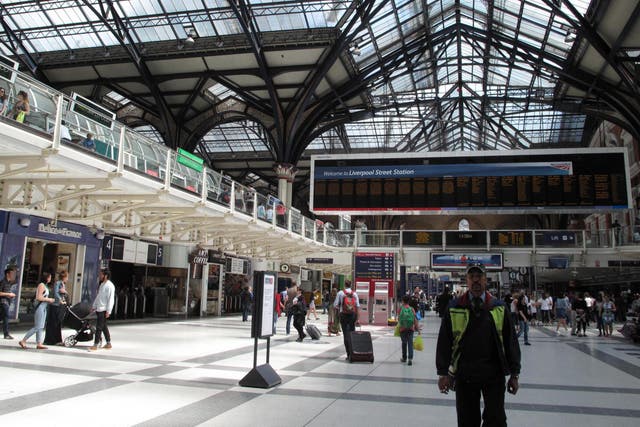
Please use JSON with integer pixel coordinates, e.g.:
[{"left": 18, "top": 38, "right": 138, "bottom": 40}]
[
  {"left": 413, "top": 334, "right": 424, "bottom": 351},
  {"left": 15, "top": 111, "right": 25, "bottom": 123},
  {"left": 416, "top": 310, "right": 422, "bottom": 321},
  {"left": 394, "top": 323, "right": 400, "bottom": 336}
]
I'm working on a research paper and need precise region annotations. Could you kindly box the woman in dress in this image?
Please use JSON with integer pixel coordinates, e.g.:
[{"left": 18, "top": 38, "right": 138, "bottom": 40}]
[
  {"left": 327, "top": 287, "right": 341, "bottom": 336},
  {"left": 18, "top": 272, "right": 54, "bottom": 349},
  {"left": 44, "top": 270, "right": 68, "bottom": 345}
]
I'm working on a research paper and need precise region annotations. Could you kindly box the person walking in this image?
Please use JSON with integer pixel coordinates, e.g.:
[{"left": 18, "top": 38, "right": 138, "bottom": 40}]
[
  {"left": 334, "top": 281, "right": 359, "bottom": 360},
  {"left": 601, "top": 294, "right": 616, "bottom": 337},
  {"left": 437, "top": 286, "right": 452, "bottom": 318},
  {"left": 240, "top": 286, "right": 253, "bottom": 322},
  {"left": 292, "top": 289, "right": 307, "bottom": 342},
  {"left": 284, "top": 283, "right": 298, "bottom": 335},
  {"left": 398, "top": 295, "right": 419, "bottom": 366},
  {"left": 0, "top": 265, "right": 18, "bottom": 339},
  {"left": 307, "top": 289, "right": 320, "bottom": 320},
  {"left": 555, "top": 292, "right": 570, "bottom": 334},
  {"left": 516, "top": 292, "right": 531, "bottom": 346},
  {"left": 436, "top": 263, "right": 521, "bottom": 427},
  {"left": 44, "top": 270, "right": 68, "bottom": 345},
  {"left": 89, "top": 269, "right": 115, "bottom": 351},
  {"left": 327, "top": 287, "right": 341, "bottom": 337},
  {"left": 18, "top": 272, "right": 55, "bottom": 350}
]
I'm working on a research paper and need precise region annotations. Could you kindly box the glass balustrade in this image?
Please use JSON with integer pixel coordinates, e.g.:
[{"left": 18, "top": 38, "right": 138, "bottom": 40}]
[
  {"left": 304, "top": 217, "right": 315, "bottom": 240},
  {"left": 256, "top": 193, "right": 272, "bottom": 224},
  {"left": 0, "top": 68, "right": 636, "bottom": 252},
  {"left": 289, "top": 207, "right": 302, "bottom": 235},
  {"left": 233, "top": 182, "right": 254, "bottom": 216}
]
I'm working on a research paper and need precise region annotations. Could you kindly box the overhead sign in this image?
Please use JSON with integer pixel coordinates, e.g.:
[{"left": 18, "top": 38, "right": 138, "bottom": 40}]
[
  {"left": 540, "top": 231, "right": 577, "bottom": 246},
  {"left": 70, "top": 92, "right": 116, "bottom": 130},
  {"left": 177, "top": 148, "right": 204, "bottom": 172},
  {"left": 402, "top": 231, "right": 443, "bottom": 247},
  {"left": 431, "top": 253, "right": 503, "bottom": 270},
  {"left": 305, "top": 257, "right": 334, "bottom": 264},
  {"left": 0, "top": 54, "right": 19, "bottom": 84},
  {"left": 354, "top": 252, "right": 395, "bottom": 280},
  {"left": 189, "top": 248, "right": 208, "bottom": 265},
  {"left": 490, "top": 231, "right": 532, "bottom": 247},
  {"left": 310, "top": 148, "right": 631, "bottom": 214}
]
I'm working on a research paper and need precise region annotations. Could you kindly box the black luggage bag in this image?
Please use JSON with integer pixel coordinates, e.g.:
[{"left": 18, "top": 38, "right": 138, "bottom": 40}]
[
  {"left": 349, "top": 330, "right": 374, "bottom": 363},
  {"left": 306, "top": 324, "right": 322, "bottom": 340}
]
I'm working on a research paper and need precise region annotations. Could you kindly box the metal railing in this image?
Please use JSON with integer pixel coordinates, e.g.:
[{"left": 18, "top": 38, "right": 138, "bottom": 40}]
[{"left": 1, "top": 68, "right": 637, "bottom": 252}]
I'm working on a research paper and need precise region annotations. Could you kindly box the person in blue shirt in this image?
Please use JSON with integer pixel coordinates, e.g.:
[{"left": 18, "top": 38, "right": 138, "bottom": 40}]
[{"left": 81, "top": 132, "right": 96, "bottom": 150}]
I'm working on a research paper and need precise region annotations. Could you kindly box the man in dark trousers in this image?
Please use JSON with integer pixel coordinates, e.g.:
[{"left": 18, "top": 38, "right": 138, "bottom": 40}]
[
  {"left": 333, "top": 280, "right": 359, "bottom": 360},
  {"left": 0, "top": 265, "right": 18, "bottom": 339},
  {"left": 437, "top": 286, "right": 452, "bottom": 318},
  {"left": 436, "top": 263, "right": 521, "bottom": 427},
  {"left": 240, "top": 286, "right": 253, "bottom": 322}
]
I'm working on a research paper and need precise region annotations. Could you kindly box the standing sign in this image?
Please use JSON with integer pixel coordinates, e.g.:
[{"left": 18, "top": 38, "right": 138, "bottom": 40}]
[
  {"left": 241, "top": 271, "right": 281, "bottom": 389},
  {"left": 253, "top": 272, "right": 275, "bottom": 338}
]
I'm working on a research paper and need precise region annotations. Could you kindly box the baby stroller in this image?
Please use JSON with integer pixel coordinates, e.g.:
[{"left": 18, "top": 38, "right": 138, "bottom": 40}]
[{"left": 62, "top": 302, "right": 95, "bottom": 347}]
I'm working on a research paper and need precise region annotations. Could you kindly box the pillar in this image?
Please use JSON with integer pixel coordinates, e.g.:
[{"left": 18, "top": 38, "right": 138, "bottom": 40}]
[{"left": 274, "top": 163, "right": 298, "bottom": 207}]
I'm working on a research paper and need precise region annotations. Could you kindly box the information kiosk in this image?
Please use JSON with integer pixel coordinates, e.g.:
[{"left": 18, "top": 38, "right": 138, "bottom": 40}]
[
  {"left": 372, "top": 281, "right": 392, "bottom": 325},
  {"left": 355, "top": 280, "right": 371, "bottom": 324}
]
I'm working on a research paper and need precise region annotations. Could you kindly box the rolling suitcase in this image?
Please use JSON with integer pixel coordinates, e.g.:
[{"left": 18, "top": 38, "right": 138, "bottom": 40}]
[
  {"left": 306, "top": 324, "right": 322, "bottom": 340},
  {"left": 349, "top": 330, "right": 374, "bottom": 363}
]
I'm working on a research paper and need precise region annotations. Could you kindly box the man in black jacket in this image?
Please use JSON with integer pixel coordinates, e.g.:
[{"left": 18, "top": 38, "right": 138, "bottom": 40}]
[{"left": 436, "top": 263, "right": 521, "bottom": 427}]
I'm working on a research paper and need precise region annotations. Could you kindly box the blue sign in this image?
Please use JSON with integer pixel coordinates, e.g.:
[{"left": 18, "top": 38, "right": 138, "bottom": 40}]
[
  {"left": 315, "top": 162, "right": 573, "bottom": 180},
  {"left": 541, "top": 231, "right": 577, "bottom": 246},
  {"left": 431, "top": 253, "right": 503, "bottom": 270}
]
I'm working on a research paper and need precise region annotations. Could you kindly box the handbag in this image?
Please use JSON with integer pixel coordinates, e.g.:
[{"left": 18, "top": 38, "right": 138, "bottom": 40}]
[
  {"left": 413, "top": 334, "right": 424, "bottom": 351},
  {"left": 15, "top": 110, "right": 26, "bottom": 123}
]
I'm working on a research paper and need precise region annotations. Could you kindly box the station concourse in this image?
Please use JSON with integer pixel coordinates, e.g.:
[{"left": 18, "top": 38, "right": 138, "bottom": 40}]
[
  {"left": 0, "top": 312, "right": 638, "bottom": 426},
  {"left": 1, "top": 1, "right": 640, "bottom": 425}
]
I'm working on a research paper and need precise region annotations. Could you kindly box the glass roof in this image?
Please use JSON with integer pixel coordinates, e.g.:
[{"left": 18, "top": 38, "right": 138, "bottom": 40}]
[
  {"left": 0, "top": 0, "right": 594, "bottom": 162},
  {"left": 197, "top": 121, "right": 270, "bottom": 154}
]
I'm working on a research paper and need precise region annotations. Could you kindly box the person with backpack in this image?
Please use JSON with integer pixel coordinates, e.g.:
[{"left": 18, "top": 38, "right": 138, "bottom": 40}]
[
  {"left": 333, "top": 281, "right": 359, "bottom": 360},
  {"left": 399, "top": 294, "right": 420, "bottom": 366}
]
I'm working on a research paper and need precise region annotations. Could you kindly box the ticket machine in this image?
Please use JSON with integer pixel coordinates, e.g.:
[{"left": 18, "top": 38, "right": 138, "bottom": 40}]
[
  {"left": 355, "top": 281, "right": 371, "bottom": 324},
  {"left": 372, "top": 281, "right": 392, "bottom": 325}
]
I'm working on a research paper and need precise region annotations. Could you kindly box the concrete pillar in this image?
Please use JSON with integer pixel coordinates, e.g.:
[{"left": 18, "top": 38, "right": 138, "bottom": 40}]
[{"left": 273, "top": 163, "right": 298, "bottom": 207}]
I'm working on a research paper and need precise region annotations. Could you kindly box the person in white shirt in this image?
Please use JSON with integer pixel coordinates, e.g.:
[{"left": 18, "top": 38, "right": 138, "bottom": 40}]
[
  {"left": 89, "top": 268, "right": 115, "bottom": 351},
  {"left": 539, "top": 293, "right": 553, "bottom": 325},
  {"left": 584, "top": 292, "right": 595, "bottom": 326}
]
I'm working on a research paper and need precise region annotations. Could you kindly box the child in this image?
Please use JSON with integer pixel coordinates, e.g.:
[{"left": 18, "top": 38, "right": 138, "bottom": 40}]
[{"left": 398, "top": 294, "right": 419, "bottom": 365}]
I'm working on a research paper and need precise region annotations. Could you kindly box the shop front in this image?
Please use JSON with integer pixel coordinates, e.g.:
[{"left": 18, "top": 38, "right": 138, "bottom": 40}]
[{"left": 0, "top": 211, "right": 102, "bottom": 322}]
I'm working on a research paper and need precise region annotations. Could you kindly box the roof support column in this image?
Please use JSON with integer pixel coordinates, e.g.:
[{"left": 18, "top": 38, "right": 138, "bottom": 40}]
[{"left": 274, "top": 163, "right": 297, "bottom": 208}]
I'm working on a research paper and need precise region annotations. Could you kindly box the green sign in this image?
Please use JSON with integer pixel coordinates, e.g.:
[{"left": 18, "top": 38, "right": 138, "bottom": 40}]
[{"left": 177, "top": 148, "right": 204, "bottom": 172}]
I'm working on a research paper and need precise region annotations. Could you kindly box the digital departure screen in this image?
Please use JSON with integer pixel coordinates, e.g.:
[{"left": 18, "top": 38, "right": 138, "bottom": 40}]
[{"left": 310, "top": 148, "right": 631, "bottom": 214}]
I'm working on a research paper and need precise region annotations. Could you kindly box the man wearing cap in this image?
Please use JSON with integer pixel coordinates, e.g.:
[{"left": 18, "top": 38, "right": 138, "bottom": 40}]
[
  {"left": 333, "top": 280, "right": 360, "bottom": 360},
  {"left": 436, "top": 263, "right": 521, "bottom": 427},
  {"left": 0, "top": 266, "right": 18, "bottom": 339}
]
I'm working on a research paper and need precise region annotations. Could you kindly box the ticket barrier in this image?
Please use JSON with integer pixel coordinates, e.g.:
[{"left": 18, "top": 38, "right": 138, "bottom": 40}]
[
  {"left": 372, "top": 281, "right": 391, "bottom": 325},
  {"left": 355, "top": 281, "right": 371, "bottom": 325}
]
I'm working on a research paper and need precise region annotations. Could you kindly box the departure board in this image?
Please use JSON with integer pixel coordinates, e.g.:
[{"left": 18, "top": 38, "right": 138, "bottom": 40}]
[
  {"left": 402, "top": 231, "right": 443, "bottom": 247},
  {"left": 354, "top": 252, "right": 395, "bottom": 280},
  {"left": 311, "top": 148, "right": 631, "bottom": 214},
  {"left": 490, "top": 231, "right": 533, "bottom": 247}
]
